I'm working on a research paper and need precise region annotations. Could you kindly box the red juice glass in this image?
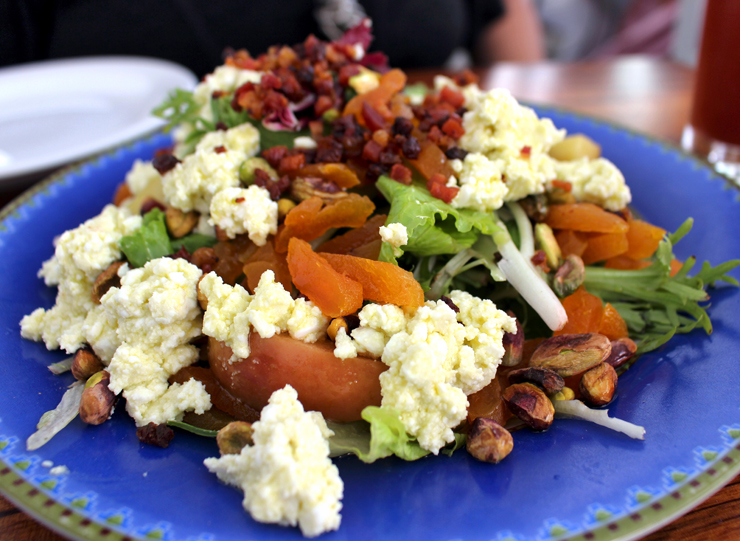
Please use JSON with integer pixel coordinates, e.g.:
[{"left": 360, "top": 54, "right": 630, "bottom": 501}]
[{"left": 681, "top": 0, "right": 740, "bottom": 182}]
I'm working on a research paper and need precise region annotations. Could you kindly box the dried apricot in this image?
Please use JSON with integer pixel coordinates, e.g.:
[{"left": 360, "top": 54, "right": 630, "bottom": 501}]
[
  {"left": 581, "top": 232, "right": 628, "bottom": 265},
  {"left": 554, "top": 287, "right": 604, "bottom": 336},
  {"left": 624, "top": 219, "right": 666, "bottom": 260},
  {"left": 598, "top": 303, "right": 629, "bottom": 340},
  {"left": 317, "top": 214, "right": 387, "bottom": 255},
  {"left": 546, "top": 203, "right": 628, "bottom": 233},
  {"left": 287, "top": 238, "right": 363, "bottom": 317}
]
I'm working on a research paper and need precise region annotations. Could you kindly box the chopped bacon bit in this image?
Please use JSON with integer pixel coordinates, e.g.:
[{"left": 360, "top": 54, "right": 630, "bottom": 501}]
[
  {"left": 440, "top": 87, "right": 465, "bottom": 109},
  {"left": 261, "top": 72, "right": 282, "bottom": 90},
  {"left": 428, "top": 173, "right": 447, "bottom": 187},
  {"left": 262, "top": 146, "right": 288, "bottom": 168},
  {"left": 152, "top": 153, "right": 180, "bottom": 175},
  {"left": 530, "top": 250, "right": 550, "bottom": 273},
  {"left": 453, "top": 69, "right": 479, "bottom": 86},
  {"left": 140, "top": 198, "right": 167, "bottom": 215},
  {"left": 316, "top": 138, "right": 344, "bottom": 163},
  {"left": 279, "top": 153, "right": 306, "bottom": 174},
  {"left": 551, "top": 179, "right": 572, "bottom": 192},
  {"left": 235, "top": 197, "right": 246, "bottom": 203},
  {"left": 338, "top": 64, "right": 361, "bottom": 86},
  {"left": 263, "top": 89, "right": 289, "bottom": 113},
  {"left": 214, "top": 146, "right": 227, "bottom": 154},
  {"left": 255, "top": 173, "right": 291, "bottom": 200},
  {"left": 428, "top": 181, "right": 459, "bottom": 204},
  {"left": 427, "top": 125, "right": 443, "bottom": 144},
  {"left": 362, "top": 139, "right": 383, "bottom": 162},
  {"left": 315, "top": 95, "right": 334, "bottom": 116},
  {"left": 521, "top": 146, "right": 532, "bottom": 157},
  {"left": 277, "top": 46, "right": 298, "bottom": 68},
  {"left": 441, "top": 118, "right": 465, "bottom": 139},
  {"left": 390, "top": 163, "right": 412, "bottom": 185},
  {"left": 309, "top": 120, "right": 325, "bottom": 140},
  {"left": 361, "top": 101, "right": 386, "bottom": 131}
]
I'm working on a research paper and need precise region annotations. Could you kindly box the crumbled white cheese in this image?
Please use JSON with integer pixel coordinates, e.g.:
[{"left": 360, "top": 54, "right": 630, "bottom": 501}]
[
  {"left": 163, "top": 123, "right": 260, "bottom": 214},
  {"left": 204, "top": 385, "right": 343, "bottom": 538},
  {"left": 458, "top": 88, "right": 565, "bottom": 204},
  {"left": 200, "top": 270, "right": 328, "bottom": 362},
  {"left": 20, "top": 205, "right": 142, "bottom": 353},
  {"left": 552, "top": 157, "right": 632, "bottom": 211},
  {"left": 208, "top": 185, "right": 277, "bottom": 245},
  {"left": 449, "top": 153, "right": 507, "bottom": 212},
  {"left": 293, "top": 136, "right": 318, "bottom": 150},
  {"left": 333, "top": 295, "right": 515, "bottom": 454},
  {"left": 102, "top": 257, "right": 210, "bottom": 426},
  {"left": 379, "top": 223, "right": 408, "bottom": 257},
  {"left": 125, "top": 160, "right": 161, "bottom": 194}
]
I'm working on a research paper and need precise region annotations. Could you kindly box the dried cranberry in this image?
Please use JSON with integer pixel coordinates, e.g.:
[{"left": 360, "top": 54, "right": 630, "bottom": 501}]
[
  {"left": 171, "top": 246, "right": 191, "bottom": 262},
  {"left": 365, "top": 162, "right": 389, "bottom": 182},
  {"left": 344, "top": 314, "right": 360, "bottom": 332},
  {"left": 316, "top": 138, "right": 343, "bottom": 163},
  {"left": 255, "top": 173, "right": 291, "bottom": 200},
  {"left": 215, "top": 121, "right": 228, "bottom": 131},
  {"left": 379, "top": 149, "right": 401, "bottom": 166},
  {"left": 295, "top": 64, "right": 315, "bottom": 85},
  {"left": 392, "top": 117, "right": 414, "bottom": 137},
  {"left": 440, "top": 295, "right": 460, "bottom": 313},
  {"left": 445, "top": 147, "right": 468, "bottom": 161},
  {"left": 152, "top": 153, "right": 180, "bottom": 175},
  {"left": 136, "top": 423, "right": 175, "bottom": 448},
  {"left": 213, "top": 145, "right": 227, "bottom": 154},
  {"left": 402, "top": 136, "right": 421, "bottom": 159},
  {"left": 140, "top": 198, "right": 167, "bottom": 215}
]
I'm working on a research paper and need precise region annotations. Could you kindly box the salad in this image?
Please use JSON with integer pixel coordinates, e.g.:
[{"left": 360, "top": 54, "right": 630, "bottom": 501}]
[{"left": 19, "top": 20, "right": 739, "bottom": 538}]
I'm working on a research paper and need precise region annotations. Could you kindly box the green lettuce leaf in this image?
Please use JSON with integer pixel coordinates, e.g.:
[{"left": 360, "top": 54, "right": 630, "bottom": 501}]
[
  {"left": 170, "top": 234, "right": 218, "bottom": 254},
  {"left": 119, "top": 209, "right": 173, "bottom": 267},
  {"left": 375, "top": 175, "right": 502, "bottom": 263},
  {"left": 327, "top": 406, "right": 430, "bottom": 463}
]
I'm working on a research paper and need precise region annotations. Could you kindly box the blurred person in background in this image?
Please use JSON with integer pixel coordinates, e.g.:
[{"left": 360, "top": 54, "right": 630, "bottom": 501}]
[{"left": 0, "top": 0, "right": 544, "bottom": 76}]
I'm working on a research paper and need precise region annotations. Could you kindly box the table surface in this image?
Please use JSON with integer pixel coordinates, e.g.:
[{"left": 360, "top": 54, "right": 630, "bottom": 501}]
[{"left": 2, "top": 55, "right": 739, "bottom": 541}]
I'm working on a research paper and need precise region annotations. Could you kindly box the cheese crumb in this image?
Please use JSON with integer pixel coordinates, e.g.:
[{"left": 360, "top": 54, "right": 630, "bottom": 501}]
[
  {"left": 209, "top": 185, "right": 278, "bottom": 245},
  {"left": 379, "top": 223, "right": 408, "bottom": 257},
  {"left": 204, "top": 385, "right": 343, "bottom": 538},
  {"left": 552, "top": 157, "right": 631, "bottom": 211}
]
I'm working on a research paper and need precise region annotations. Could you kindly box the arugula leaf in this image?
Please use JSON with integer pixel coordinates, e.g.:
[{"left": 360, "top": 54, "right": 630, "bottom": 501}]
[
  {"left": 375, "top": 175, "right": 503, "bottom": 263},
  {"left": 152, "top": 89, "right": 203, "bottom": 132},
  {"left": 584, "top": 218, "right": 740, "bottom": 353},
  {"left": 167, "top": 420, "right": 219, "bottom": 438},
  {"left": 119, "top": 209, "right": 173, "bottom": 268},
  {"left": 327, "top": 406, "right": 430, "bottom": 462},
  {"left": 171, "top": 234, "right": 218, "bottom": 254}
]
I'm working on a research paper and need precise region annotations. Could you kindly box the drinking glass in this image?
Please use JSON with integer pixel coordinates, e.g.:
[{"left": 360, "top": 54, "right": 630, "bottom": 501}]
[{"left": 680, "top": 0, "right": 740, "bottom": 183}]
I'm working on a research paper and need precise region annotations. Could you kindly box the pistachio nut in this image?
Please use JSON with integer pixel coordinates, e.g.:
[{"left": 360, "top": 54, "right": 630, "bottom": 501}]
[
  {"left": 91, "top": 261, "right": 125, "bottom": 303},
  {"left": 502, "top": 382, "right": 555, "bottom": 431},
  {"left": 553, "top": 255, "right": 585, "bottom": 298},
  {"left": 165, "top": 207, "right": 199, "bottom": 238},
  {"left": 507, "top": 367, "right": 564, "bottom": 396},
  {"left": 79, "top": 370, "right": 115, "bottom": 425},
  {"left": 217, "top": 421, "right": 255, "bottom": 455},
  {"left": 240, "top": 157, "right": 277, "bottom": 185},
  {"left": 579, "top": 362, "right": 618, "bottom": 407},
  {"left": 501, "top": 312, "right": 524, "bottom": 367},
  {"left": 605, "top": 337, "right": 638, "bottom": 371},
  {"left": 534, "top": 223, "right": 561, "bottom": 270},
  {"left": 551, "top": 386, "right": 575, "bottom": 401},
  {"left": 466, "top": 417, "right": 513, "bottom": 464},
  {"left": 71, "top": 349, "right": 104, "bottom": 381},
  {"left": 530, "top": 333, "right": 611, "bottom": 377}
]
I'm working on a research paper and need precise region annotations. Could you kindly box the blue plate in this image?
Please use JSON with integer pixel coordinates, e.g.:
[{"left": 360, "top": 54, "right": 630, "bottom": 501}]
[{"left": 1, "top": 109, "right": 739, "bottom": 541}]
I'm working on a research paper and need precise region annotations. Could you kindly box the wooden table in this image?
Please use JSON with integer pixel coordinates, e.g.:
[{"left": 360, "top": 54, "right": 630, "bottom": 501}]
[{"left": 2, "top": 55, "right": 738, "bottom": 541}]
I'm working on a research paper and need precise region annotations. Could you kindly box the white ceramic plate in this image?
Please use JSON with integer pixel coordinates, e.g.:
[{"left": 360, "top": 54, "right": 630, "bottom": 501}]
[{"left": 0, "top": 56, "right": 197, "bottom": 183}]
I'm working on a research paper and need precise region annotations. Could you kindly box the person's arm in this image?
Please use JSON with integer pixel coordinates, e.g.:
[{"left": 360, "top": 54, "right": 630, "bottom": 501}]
[{"left": 476, "top": 0, "right": 545, "bottom": 63}]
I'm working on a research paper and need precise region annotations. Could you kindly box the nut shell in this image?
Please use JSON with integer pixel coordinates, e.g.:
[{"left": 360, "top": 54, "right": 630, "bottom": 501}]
[
  {"left": 501, "top": 313, "right": 524, "bottom": 367},
  {"left": 502, "top": 382, "right": 554, "bottom": 431},
  {"left": 579, "top": 362, "right": 618, "bottom": 407},
  {"left": 507, "top": 367, "right": 564, "bottom": 395},
  {"left": 605, "top": 338, "right": 637, "bottom": 370},
  {"left": 217, "top": 421, "right": 255, "bottom": 455},
  {"left": 530, "top": 333, "right": 611, "bottom": 377},
  {"left": 466, "top": 417, "right": 513, "bottom": 463},
  {"left": 71, "top": 349, "right": 104, "bottom": 381},
  {"left": 79, "top": 371, "right": 115, "bottom": 425}
]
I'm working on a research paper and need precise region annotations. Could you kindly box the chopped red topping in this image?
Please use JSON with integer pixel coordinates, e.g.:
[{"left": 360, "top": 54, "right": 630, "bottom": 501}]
[
  {"left": 440, "top": 87, "right": 465, "bottom": 109},
  {"left": 531, "top": 250, "right": 550, "bottom": 273},
  {"left": 279, "top": 153, "right": 306, "bottom": 174},
  {"left": 262, "top": 146, "right": 288, "bottom": 168},
  {"left": 441, "top": 118, "right": 465, "bottom": 140},
  {"left": 362, "top": 139, "right": 383, "bottom": 162},
  {"left": 315, "top": 95, "right": 334, "bottom": 116},
  {"left": 152, "top": 153, "right": 180, "bottom": 175},
  {"left": 521, "top": 146, "right": 532, "bottom": 157},
  {"left": 235, "top": 197, "right": 246, "bottom": 203},
  {"left": 390, "top": 164, "right": 412, "bottom": 185},
  {"left": 338, "top": 64, "right": 362, "bottom": 86},
  {"left": 428, "top": 181, "right": 459, "bottom": 204},
  {"left": 362, "top": 101, "right": 386, "bottom": 131},
  {"left": 140, "top": 198, "right": 167, "bottom": 215},
  {"left": 551, "top": 179, "right": 572, "bottom": 192},
  {"left": 213, "top": 146, "right": 227, "bottom": 154}
]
